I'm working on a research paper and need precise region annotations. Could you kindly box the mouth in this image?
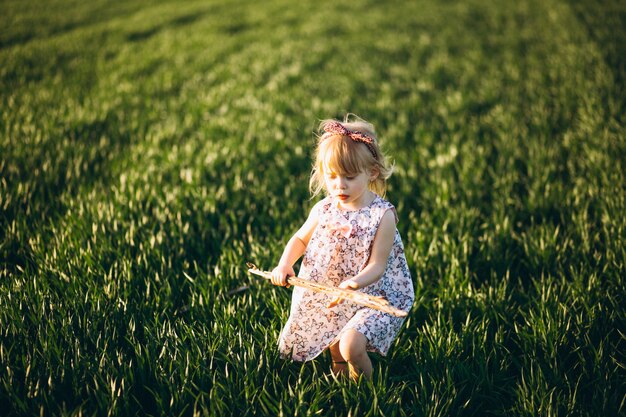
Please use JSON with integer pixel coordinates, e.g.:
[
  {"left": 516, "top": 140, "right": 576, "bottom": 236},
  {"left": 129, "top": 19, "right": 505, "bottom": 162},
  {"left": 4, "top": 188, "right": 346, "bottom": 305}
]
[{"left": 337, "top": 194, "right": 349, "bottom": 200}]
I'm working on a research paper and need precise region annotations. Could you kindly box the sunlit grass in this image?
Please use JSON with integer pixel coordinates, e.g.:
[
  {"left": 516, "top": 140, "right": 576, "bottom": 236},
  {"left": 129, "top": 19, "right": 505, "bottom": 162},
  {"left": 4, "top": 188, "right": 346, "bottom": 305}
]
[{"left": 1, "top": 0, "right": 624, "bottom": 415}]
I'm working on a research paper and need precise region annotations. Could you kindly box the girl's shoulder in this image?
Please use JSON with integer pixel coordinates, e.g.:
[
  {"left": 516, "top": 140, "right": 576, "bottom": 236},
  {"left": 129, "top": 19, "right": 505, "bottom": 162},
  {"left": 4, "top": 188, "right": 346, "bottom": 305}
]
[
  {"left": 368, "top": 194, "right": 394, "bottom": 211},
  {"left": 369, "top": 195, "right": 398, "bottom": 223},
  {"left": 308, "top": 196, "right": 334, "bottom": 219},
  {"left": 372, "top": 194, "right": 392, "bottom": 207},
  {"left": 316, "top": 196, "right": 334, "bottom": 212}
]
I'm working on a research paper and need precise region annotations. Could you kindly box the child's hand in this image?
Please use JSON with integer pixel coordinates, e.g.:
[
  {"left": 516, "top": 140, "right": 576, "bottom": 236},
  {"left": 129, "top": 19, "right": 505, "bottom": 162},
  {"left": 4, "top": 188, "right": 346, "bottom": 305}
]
[
  {"left": 271, "top": 264, "right": 294, "bottom": 287},
  {"left": 328, "top": 279, "right": 359, "bottom": 308}
]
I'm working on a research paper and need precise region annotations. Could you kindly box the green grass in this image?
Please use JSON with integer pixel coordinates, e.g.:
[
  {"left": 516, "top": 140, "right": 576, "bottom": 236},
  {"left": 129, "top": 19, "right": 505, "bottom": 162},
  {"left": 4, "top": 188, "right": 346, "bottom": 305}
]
[{"left": 1, "top": 0, "right": 625, "bottom": 415}]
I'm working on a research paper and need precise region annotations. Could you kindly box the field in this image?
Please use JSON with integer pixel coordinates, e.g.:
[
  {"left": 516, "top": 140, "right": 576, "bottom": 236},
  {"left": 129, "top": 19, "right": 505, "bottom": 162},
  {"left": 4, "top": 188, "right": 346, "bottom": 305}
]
[{"left": 1, "top": 0, "right": 625, "bottom": 415}]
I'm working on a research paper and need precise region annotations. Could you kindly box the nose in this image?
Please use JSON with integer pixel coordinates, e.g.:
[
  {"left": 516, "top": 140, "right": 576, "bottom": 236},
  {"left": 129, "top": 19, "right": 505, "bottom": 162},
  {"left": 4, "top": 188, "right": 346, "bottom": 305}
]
[{"left": 337, "top": 177, "right": 347, "bottom": 189}]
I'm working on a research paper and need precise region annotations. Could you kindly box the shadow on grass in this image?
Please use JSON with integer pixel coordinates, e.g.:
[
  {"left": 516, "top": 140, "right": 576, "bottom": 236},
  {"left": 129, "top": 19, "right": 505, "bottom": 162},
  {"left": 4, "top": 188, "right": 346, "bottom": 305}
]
[{"left": 1, "top": 110, "right": 134, "bottom": 273}]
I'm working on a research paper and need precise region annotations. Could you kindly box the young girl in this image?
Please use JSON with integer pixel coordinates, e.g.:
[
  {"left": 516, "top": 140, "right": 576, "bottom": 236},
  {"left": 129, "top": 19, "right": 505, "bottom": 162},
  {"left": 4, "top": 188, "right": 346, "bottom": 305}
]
[{"left": 271, "top": 115, "right": 414, "bottom": 380}]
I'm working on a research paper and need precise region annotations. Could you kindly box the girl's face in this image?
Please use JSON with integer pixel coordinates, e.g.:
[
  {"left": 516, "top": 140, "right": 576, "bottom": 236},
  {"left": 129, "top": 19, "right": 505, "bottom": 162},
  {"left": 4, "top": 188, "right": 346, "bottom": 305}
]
[{"left": 324, "top": 166, "right": 378, "bottom": 210}]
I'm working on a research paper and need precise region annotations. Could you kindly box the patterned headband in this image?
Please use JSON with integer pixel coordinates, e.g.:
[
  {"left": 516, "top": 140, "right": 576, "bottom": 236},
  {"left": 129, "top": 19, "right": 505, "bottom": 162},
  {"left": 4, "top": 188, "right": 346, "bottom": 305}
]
[{"left": 321, "top": 120, "right": 377, "bottom": 158}]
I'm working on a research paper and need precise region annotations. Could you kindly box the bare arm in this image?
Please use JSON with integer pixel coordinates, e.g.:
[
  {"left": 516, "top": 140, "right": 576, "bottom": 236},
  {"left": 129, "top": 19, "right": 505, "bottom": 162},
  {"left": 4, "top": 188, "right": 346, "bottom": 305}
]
[{"left": 271, "top": 202, "right": 320, "bottom": 286}]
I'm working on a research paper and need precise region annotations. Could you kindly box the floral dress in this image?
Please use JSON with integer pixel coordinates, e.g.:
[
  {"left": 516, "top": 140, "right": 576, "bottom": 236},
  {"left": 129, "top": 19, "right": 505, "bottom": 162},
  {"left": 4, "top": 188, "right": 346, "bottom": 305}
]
[{"left": 278, "top": 194, "right": 414, "bottom": 361}]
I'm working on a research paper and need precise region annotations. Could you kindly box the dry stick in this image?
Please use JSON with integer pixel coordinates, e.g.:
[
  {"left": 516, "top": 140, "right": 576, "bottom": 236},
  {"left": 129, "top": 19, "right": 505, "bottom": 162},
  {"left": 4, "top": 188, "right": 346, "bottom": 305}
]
[{"left": 246, "top": 263, "right": 408, "bottom": 318}]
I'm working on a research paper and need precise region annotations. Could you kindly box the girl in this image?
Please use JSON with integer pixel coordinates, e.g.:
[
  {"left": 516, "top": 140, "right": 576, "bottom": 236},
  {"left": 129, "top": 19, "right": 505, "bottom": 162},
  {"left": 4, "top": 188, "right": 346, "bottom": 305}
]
[{"left": 271, "top": 115, "right": 414, "bottom": 380}]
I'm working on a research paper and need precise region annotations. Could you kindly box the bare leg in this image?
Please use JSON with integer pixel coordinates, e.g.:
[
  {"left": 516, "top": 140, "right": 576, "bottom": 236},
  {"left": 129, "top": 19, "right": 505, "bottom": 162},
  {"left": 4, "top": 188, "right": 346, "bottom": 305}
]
[
  {"left": 339, "top": 329, "right": 372, "bottom": 380},
  {"left": 329, "top": 342, "right": 349, "bottom": 377}
]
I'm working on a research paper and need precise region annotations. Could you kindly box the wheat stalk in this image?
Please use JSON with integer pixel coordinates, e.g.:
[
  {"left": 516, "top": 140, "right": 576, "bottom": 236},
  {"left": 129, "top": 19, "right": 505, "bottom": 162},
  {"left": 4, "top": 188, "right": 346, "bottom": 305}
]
[{"left": 246, "top": 263, "right": 408, "bottom": 317}]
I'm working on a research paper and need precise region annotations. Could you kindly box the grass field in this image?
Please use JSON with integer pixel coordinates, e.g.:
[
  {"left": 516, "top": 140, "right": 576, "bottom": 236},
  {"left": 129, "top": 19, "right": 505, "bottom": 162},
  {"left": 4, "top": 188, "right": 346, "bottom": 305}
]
[{"left": 1, "top": 0, "right": 625, "bottom": 415}]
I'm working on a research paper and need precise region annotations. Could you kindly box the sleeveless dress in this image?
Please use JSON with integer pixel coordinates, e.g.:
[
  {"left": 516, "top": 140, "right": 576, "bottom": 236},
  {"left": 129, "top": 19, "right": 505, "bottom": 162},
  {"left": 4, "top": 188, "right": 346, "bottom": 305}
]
[{"left": 278, "top": 194, "right": 415, "bottom": 361}]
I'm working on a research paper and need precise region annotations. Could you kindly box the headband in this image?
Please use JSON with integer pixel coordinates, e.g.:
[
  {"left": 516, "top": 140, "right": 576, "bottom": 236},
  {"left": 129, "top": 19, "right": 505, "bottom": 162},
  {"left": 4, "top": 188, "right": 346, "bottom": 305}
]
[{"left": 321, "top": 120, "right": 377, "bottom": 158}]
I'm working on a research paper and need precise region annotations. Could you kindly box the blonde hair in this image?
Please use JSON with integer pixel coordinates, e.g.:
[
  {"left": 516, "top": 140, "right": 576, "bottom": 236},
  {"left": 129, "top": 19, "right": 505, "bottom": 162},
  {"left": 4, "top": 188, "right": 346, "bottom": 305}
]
[{"left": 309, "top": 115, "right": 393, "bottom": 197}]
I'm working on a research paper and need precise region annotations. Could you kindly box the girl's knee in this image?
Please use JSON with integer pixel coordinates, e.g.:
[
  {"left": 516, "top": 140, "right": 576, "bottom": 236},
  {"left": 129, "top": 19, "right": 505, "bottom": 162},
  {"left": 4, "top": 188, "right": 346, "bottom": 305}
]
[{"left": 338, "top": 330, "right": 368, "bottom": 361}]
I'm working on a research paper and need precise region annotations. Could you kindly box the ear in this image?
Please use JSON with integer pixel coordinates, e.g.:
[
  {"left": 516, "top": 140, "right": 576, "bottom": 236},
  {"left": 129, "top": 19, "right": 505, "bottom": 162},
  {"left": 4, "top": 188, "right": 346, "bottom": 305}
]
[{"left": 369, "top": 167, "right": 380, "bottom": 182}]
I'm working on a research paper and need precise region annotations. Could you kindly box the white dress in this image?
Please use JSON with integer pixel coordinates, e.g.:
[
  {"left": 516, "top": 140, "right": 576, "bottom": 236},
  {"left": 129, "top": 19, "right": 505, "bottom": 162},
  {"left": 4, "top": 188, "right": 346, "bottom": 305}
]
[{"left": 278, "top": 194, "right": 414, "bottom": 361}]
